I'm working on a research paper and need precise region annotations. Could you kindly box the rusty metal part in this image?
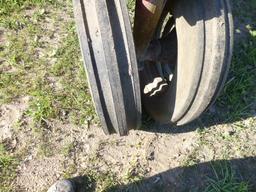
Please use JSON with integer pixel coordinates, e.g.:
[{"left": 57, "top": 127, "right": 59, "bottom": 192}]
[
  {"left": 134, "top": 0, "right": 167, "bottom": 61},
  {"left": 140, "top": 13, "right": 177, "bottom": 97},
  {"left": 134, "top": 1, "right": 176, "bottom": 97}
]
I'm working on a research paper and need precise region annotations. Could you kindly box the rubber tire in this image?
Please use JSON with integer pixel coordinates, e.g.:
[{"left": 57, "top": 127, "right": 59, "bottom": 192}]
[
  {"left": 73, "top": 0, "right": 141, "bottom": 135},
  {"left": 142, "top": 0, "right": 233, "bottom": 125}
]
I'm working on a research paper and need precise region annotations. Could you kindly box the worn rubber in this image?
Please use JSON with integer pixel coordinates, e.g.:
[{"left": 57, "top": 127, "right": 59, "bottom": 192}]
[
  {"left": 142, "top": 0, "right": 233, "bottom": 125},
  {"left": 73, "top": 0, "right": 141, "bottom": 135}
]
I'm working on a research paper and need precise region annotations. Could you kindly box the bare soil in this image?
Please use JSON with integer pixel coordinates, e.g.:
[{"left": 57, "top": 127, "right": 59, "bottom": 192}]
[{"left": 2, "top": 97, "right": 255, "bottom": 191}]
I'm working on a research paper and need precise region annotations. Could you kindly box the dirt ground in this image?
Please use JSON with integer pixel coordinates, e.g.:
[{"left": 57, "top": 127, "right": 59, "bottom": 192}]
[
  {"left": 2, "top": 97, "right": 256, "bottom": 191},
  {"left": 0, "top": 0, "right": 256, "bottom": 192}
]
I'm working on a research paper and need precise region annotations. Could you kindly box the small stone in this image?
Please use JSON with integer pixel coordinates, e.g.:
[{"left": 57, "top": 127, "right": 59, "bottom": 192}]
[
  {"left": 39, "top": 9, "right": 46, "bottom": 15},
  {"left": 47, "top": 180, "right": 75, "bottom": 192},
  {"left": 27, "top": 155, "right": 33, "bottom": 161}
]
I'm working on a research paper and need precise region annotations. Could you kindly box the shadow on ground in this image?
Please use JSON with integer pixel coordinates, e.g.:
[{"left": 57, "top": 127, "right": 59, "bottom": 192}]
[{"left": 72, "top": 157, "right": 256, "bottom": 192}]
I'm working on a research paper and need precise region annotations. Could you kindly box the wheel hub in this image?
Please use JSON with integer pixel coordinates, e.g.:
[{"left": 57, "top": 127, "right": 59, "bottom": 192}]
[{"left": 140, "top": 13, "right": 177, "bottom": 97}]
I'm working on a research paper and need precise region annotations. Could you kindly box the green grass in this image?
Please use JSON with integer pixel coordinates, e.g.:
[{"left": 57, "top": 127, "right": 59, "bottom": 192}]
[
  {"left": 216, "top": 0, "right": 256, "bottom": 123},
  {"left": 26, "top": 90, "right": 56, "bottom": 125},
  {"left": 0, "top": 0, "right": 58, "bottom": 16},
  {"left": 49, "top": 23, "right": 96, "bottom": 125},
  {"left": 127, "top": 0, "right": 136, "bottom": 21},
  {"left": 232, "top": 0, "right": 256, "bottom": 22},
  {"left": 218, "top": 28, "right": 256, "bottom": 122},
  {"left": 84, "top": 170, "right": 118, "bottom": 192},
  {"left": 0, "top": 3, "right": 95, "bottom": 189},
  {"left": 204, "top": 162, "right": 249, "bottom": 192},
  {"left": 0, "top": 144, "right": 18, "bottom": 192},
  {"left": 0, "top": 0, "right": 96, "bottom": 128}
]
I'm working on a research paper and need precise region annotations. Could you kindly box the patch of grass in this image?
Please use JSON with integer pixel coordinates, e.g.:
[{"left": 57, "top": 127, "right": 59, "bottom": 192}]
[
  {"left": 0, "top": 0, "right": 58, "bottom": 16},
  {"left": 0, "top": 11, "right": 47, "bottom": 104},
  {"left": 0, "top": 144, "right": 18, "bottom": 192},
  {"left": 26, "top": 90, "right": 56, "bottom": 125},
  {"left": 233, "top": 0, "right": 256, "bottom": 22},
  {"left": 204, "top": 162, "right": 249, "bottom": 192},
  {"left": 50, "top": 23, "right": 96, "bottom": 125},
  {"left": 83, "top": 169, "right": 119, "bottom": 192},
  {"left": 218, "top": 27, "right": 256, "bottom": 122},
  {"left": 127, "top": 0, "right": 136, "bottom": 22},
  {"left": 62, "top": 163, "right": 77, "bottom": 179},
  {"left": 61, "top": 163, "right": 119, "bottom": 192},
  {"left": 183, "top": 149, "right": 201, "bottom": 167},
  {"left": 0, "top": 1, "right": 96, "bottom": 127},
  {"left": 61, "top": 141, "right": 75, "bottom": 157},
  {"left": 124, "top": 160, "right": 145, "bottom": 184}
]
